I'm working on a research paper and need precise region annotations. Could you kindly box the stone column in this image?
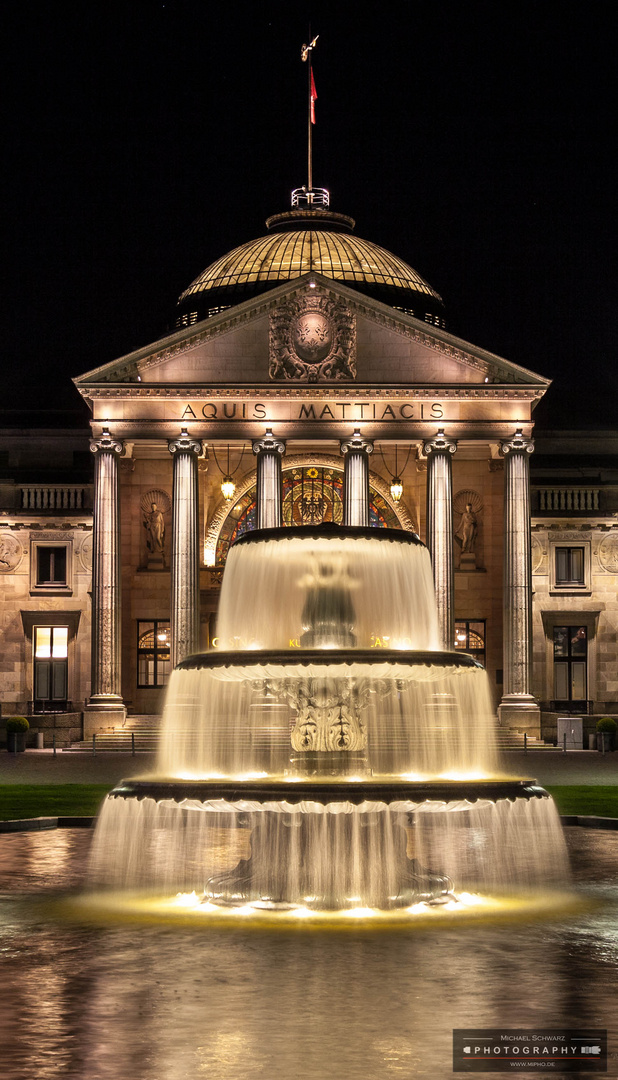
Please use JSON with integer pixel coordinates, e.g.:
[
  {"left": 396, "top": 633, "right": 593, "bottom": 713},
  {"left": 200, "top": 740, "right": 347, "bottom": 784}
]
[
  {"left": 499, "top": 430, "right": 540, "bottom": 733},
  {"left": 86, "top": 429, "right": 125, "bottom": 735},
  {"left": 423, "top": 430, "right": 457, "bottom": 649},
  {"left": 169, "top": 430, "right": 203, "bottom": 667},
  {"left": 340, "top": 429, "right": 374, "bottom": 526},
  {"left": 252, "top": 429, "right": 286, "bottom": 529}
]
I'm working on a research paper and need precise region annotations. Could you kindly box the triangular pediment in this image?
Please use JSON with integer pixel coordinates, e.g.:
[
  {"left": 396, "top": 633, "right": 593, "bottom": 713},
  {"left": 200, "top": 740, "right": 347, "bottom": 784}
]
[{"left": 74, "top": 273, "right": 549, "bottom": 396}]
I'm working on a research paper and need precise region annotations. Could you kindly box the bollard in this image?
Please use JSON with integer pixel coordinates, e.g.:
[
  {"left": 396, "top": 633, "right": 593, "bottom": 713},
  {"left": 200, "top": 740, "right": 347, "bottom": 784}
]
[
  {"left": 132, "top": 731, "right": 135, "bottom": 756},
  {"left": 92, "top": 733, "right": 96, "bottom": 756},
  {"left": 563, "top": 732, "right": 567, "bottom": 753},
  {"left": 524, "top": 732, "right": 527, "bottom": 754},
  {"left": 53, "top": 732, "right": 56, "bottom": 756},
  {"left": 36, "top": 732, "right": 44, "bottom": 750}
]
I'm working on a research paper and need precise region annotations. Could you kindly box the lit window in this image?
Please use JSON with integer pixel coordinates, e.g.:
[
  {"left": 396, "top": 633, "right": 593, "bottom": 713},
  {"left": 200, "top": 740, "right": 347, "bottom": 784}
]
[
  {"left": 35, "top": 625, "right": 68, "bottom": 659},
  {"left": 454, "top": 620, "right": 486, "bottom": 667},
  {"left": 137, "top": 620, "right": 171, "bottom": 688}
]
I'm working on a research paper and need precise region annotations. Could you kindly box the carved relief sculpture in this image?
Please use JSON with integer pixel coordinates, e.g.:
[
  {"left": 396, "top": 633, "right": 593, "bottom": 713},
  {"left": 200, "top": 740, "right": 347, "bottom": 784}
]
[
  {"left": 269, "top": 287, "right": 356, "bottom": 381},
  {"left": 598, "top": 533, "right": 618, "bottom": 574},
  {"left": 0, "top": 532, "right": 23, "bottom": 573}
]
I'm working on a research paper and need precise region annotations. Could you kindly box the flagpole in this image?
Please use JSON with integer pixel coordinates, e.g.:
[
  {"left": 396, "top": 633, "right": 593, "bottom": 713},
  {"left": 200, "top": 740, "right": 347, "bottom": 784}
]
[
  {"left": 307, "top": 50, "right": 312, "bottom": 194},
  {"left": 301, "top": 34, "right": 318, "bottom": 200}
]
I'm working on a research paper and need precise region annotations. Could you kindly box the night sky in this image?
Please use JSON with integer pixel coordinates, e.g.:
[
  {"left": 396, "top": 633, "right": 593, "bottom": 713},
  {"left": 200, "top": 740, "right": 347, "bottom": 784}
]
[{"left": 3, "top": 1, "right": 616, "bottom": 428}]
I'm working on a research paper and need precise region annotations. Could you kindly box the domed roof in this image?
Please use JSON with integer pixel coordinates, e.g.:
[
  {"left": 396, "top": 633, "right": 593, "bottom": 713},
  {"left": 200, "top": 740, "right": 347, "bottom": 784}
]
[{"left": 174, "top": 201, "right": 445, "bottom": 330}]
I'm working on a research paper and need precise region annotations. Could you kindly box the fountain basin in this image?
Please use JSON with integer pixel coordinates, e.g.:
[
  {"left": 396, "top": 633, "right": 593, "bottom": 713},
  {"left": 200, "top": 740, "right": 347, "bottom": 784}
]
[{"left": 108, "top": 776, "right": 549, "bottom": 805}]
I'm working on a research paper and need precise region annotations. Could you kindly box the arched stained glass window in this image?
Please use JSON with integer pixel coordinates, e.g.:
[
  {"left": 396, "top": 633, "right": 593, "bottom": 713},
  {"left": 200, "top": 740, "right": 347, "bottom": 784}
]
[{"left": 215, "top": 466, "right": 401, "bottom": 566}]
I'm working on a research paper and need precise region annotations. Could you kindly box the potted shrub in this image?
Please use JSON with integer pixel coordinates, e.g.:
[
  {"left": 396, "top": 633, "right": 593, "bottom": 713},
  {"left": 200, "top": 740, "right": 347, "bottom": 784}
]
[
  {"left": 596, "top": 716, "right": 617, "bottom": 753},
  {"left": 6, "top": 716, "right": 29, "bottom": 753}
]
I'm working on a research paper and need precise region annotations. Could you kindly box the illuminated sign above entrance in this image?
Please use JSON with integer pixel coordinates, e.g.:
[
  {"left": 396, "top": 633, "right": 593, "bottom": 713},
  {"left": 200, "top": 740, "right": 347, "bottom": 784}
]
[{"left": 181, "top": 400, "right": 445, "bottom": 422}]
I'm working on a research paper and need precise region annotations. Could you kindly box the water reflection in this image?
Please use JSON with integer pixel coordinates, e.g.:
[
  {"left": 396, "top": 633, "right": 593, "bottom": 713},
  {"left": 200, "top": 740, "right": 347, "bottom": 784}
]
[{"left": 0, "top": 828, "right": 617, "bottom": 1079}]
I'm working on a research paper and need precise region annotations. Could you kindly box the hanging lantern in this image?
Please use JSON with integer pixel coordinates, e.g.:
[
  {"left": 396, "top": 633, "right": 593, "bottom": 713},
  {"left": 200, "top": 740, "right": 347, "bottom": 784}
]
[
  {"left": 390, "top": 476, "right": 403, "bottom": 503},
  {"left": 221, "top": 476, "right": 236, "bottom": 501}
]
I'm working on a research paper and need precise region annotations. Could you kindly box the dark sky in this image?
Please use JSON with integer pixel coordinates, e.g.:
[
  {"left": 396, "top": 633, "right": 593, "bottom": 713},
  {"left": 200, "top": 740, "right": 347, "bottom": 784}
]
[{"left": 3, "top": 1, "right": 616, "bottom": 428}]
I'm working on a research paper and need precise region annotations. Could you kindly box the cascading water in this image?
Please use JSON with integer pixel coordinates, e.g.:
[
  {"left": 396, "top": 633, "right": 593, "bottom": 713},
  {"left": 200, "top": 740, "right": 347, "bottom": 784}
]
[{"left": 88, "top": 524, "right": 569, "bottom": 916}]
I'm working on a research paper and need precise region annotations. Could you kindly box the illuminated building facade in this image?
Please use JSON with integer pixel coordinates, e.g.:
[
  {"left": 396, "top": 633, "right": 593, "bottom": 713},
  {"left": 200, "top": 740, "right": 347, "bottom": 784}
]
[{"left": 2, "top": 191, "right": 615, "bottom": 746}]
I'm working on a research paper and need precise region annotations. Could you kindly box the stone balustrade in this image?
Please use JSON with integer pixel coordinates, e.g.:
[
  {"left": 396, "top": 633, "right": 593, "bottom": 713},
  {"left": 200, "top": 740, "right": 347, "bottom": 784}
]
[
  {"left": 20, "top": 485, "right": 92, "bottom": 511},
  {"left": 535, "top": 487, "right": 600, "bottom": 512}
]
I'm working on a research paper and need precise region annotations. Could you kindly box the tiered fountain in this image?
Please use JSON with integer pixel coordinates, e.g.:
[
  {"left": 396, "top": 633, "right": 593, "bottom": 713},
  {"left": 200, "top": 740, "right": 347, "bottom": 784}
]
[{"left": 88, "top": 522, "right": 569, "bottom": 921}]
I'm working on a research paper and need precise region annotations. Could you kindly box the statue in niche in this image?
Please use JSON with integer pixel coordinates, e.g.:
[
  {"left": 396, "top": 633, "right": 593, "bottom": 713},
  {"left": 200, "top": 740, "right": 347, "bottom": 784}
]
[
  {"left": 453, "top": 490, "right": 482, "bottom": 570},
  {"left": 140, "top": 489, "right": 171, "bottom": 570},
  {"left": 456, "top": 503, "right": 478, "bottom": 553},
  {"left": 144, "top": 502, "right": 165, "bottom": 556}
]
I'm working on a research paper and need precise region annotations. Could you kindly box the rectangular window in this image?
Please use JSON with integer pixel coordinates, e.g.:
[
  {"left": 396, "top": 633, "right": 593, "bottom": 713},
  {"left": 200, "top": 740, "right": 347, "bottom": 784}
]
[
  {"left": 555, "top": 546, "right": 584, "bottom": 586},
  {"left": 36, "top": 546, "right": 67, "bottom": 585},
  {"left": 550, "top": 542, "right": 590, "bottom": 593},
  {"left": 137, "top": 620, "right": 171, "bottom": 688},
  {"left": 35, "top": 625, "right": 68, "bottom": 659},
  {"left": 31, "top": 540, "right": 72, "bottom": 594},
  {"left": 553, "top": 625, "right": 587, "bottom": 706},
  {"left": 454, "top": 620, "right": 486, "bottom": 667}
]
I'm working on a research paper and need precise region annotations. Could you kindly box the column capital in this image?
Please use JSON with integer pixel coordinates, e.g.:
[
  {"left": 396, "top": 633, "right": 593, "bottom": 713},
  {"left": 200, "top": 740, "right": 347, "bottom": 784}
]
[
  {"left": 340, "top": 429, "right": 374, "bottom": 456},
  {"left": 422, "top": 429, "right": 457, "bottom": 457},
  {"left": 500, "top": 429, "right": 534, "bottom": 456},
  {"left": 168, "top": 429, "right": 203, "bottom": 456},
  {"left": 90, "top": 429, "right": 123, "bottom": 455},
  {"left": 252, "top": 429, "right": 286, "bottom": 456}
]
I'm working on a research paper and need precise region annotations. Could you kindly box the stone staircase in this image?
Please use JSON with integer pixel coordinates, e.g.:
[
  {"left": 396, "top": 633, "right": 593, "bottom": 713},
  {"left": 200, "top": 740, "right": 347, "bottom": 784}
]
[
  {"left": 65, "top": 714, "right": 556, "bottom": 754},
  {"left": 495, "top": 730, "right": 557, "bottom": 751},
  {"left": 65, "top": 714, "right": 161, "bottom": 752}
]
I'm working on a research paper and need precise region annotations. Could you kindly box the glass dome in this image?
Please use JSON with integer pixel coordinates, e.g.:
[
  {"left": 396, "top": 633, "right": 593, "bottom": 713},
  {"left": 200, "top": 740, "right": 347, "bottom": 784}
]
[{"left": 174, "top": 204, "right": 445, "bottom": 329}]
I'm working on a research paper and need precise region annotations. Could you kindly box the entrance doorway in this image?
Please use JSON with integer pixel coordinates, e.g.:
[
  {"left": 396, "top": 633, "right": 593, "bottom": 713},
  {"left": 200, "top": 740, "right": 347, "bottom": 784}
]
[
  {"left": 33, "top": 626, "right": 68, "bottom": 712},
  {"left": 553, "top": 624, "right": 587, "bottom": 711}
]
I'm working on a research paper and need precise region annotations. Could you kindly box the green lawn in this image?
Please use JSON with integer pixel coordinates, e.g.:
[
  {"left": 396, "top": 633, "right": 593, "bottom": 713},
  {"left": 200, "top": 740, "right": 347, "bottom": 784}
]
[
  {"left": 0, "top": 782, "right": 617, "bottom": 821},
  {"left": 0, "top": 784, "right": 111, "bottom": 820},
  {"left": 544, "top": 785, "right": 618, "bottom": 818}
]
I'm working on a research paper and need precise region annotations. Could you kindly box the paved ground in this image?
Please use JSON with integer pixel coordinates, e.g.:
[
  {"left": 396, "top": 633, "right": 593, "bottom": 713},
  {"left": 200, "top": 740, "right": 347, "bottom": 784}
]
[
  {"left": 502, "top": 750, "right": 618, "bottom": 785},
  {"left": 0, "top": 751, "right": 157, "bottom": 785},
  {"left": 1, "top": 749, "right": 618, "bottom": 786}
]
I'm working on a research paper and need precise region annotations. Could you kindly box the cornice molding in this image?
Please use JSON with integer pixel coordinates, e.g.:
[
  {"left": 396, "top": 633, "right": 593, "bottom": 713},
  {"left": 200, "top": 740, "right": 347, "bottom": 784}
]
[{"left": 80, "top": 385, "right": 546, "bottom": 401}]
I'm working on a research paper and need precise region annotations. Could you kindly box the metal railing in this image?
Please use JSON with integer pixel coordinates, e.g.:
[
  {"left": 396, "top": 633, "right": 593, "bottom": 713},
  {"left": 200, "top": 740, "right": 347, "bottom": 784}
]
[{"left": 291, "top": 186, "right": 330, "bottom": 208}]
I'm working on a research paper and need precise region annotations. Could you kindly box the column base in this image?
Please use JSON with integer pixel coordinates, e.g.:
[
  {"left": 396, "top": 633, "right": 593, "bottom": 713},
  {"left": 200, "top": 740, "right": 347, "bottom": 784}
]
[
  {"left": 84, "top": 699, "right": 127, "bottom": 738},
  {"left": 498, "top": 696, "right": 541, "bottom": 737}
]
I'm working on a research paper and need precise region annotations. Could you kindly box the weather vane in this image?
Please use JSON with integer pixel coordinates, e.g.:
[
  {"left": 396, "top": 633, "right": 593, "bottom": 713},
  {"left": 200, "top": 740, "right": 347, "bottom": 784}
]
[{"left": 301, "top": 34, "right": 319, "bottom": 195}]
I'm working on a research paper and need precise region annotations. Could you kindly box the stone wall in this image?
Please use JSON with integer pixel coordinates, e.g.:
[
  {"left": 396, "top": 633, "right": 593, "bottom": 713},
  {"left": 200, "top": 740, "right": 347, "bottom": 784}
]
[
  {"left": 532, "top": 521, "right": 618, "bottom": 712},
  {"left": 0, "top": 712, "right": 83, "bottom": 749},
  {"left": 0, "top": 523, "right": 92, "bottom": 717}
]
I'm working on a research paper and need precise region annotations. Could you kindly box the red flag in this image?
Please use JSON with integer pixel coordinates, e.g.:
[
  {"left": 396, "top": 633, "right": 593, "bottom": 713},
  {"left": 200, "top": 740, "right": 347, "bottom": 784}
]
[{"left": 310, "top": 69, "right": 317, "bottom": 124}]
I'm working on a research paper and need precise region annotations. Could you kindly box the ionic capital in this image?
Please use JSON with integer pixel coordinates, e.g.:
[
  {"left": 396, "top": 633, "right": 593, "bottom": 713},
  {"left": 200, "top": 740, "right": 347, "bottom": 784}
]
[
  {"left": 90, "top": 429, "right": 123, "bottom": 456},
  {"left": 422, "top": 429, "right": 457, "bottom": 457},
  {"left": 252, "top": 429, "right": 286, "bottom": 456},
  {"left": 340, "top": 429, "right": 374, "bottom": 456},
  {"left": 168, "top": 429, "right": 203, "bottom": 456},
  {"left": 500, "top": 429, "right": 534, "bottom": 457}
]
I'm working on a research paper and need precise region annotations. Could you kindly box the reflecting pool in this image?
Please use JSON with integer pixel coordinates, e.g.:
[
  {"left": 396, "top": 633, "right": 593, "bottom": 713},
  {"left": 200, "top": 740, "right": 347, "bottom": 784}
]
[{"left": 0, "top": 827, "right": 616, "bottom": 1080}]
